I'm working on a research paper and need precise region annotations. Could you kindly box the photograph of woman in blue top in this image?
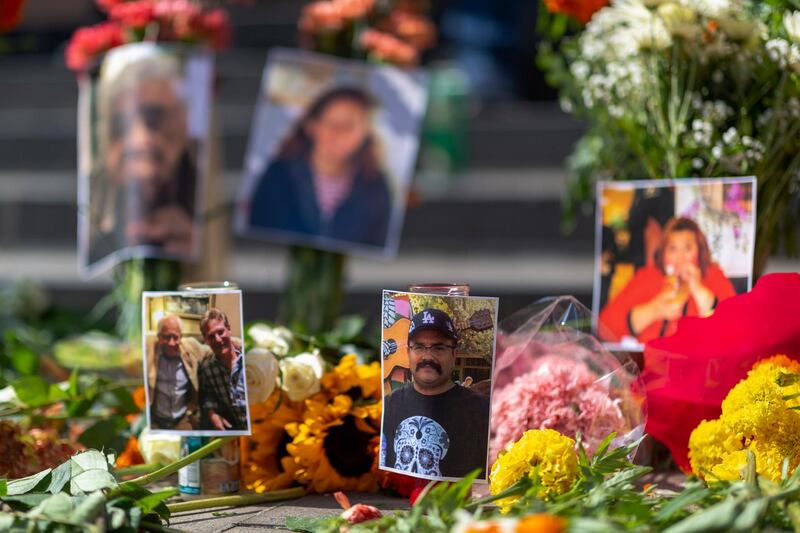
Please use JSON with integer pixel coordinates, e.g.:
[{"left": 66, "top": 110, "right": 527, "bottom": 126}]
[{"left": 247, "top": 86, "right": 392, "bottom": 249}]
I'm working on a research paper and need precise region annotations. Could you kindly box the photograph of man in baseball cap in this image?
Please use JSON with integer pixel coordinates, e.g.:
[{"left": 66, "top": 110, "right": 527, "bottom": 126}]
[{"left": 379, "top": 292, "right": 498, "bottom": 482}]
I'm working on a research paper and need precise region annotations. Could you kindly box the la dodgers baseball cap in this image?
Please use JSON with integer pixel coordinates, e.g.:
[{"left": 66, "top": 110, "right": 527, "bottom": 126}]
[{"left": 408, "top": 308, "right": 459, "bottom": 343}]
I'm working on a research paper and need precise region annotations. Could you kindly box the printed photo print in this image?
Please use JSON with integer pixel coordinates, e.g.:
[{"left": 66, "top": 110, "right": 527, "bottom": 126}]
[
  {"left": 594, "top": 177, "right": 757, "bottom": 350},
  {"left": 235, "top": 48, "right": 428, "bottom": 258},
  {"left": 379, "top": 290, "right": 499, "bottom": 482},
  {"left": 78, "top": 42, "right": 213, "bottom": 277},
  {"left": 142, "top": 290, "right": 251, "bottom": 436}
]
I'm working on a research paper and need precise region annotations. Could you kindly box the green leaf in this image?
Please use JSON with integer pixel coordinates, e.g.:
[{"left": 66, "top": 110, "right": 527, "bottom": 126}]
[
  {"left": 9, "top": 343, "right": 37, "bottom": 376},
  {"left": 47, "top": 460, "right": 72, "bottom": 494},
  {"left": 28, "top": 492, "right": 74, "bottom": 520},
  {"left": 68, "top": 370, "right": 79, "bottom": 397},
  {"left": 0, "top": 479, "right": 6, "bottom": 497},
  {"left": 78, "top": 417, "right": 129, "bottom": 451},
  {"left": 70, "top": 450, "right": 110, "bottom": 476},
  {"left": 70, "top": 490, "right": 107, "bottom": 524},
  {"left": 70, "top": 470, "right": 117, "bottom": 495},
  {"left": 6, "top": 469, "right": 52, "bottom": 496},
  {"left": 136, "top": 488, "right": 177, "bottom": 519},
  {"left": 285, "top": 516, "right": 334, "bottom": 532},
  {"left": 0, "top": 514, "right": 14, "bottom": 530},
  {"left": 663, "top": 499, "right": 740, "bottom": 533},
  {"left": 11, "top": 376, "right": 50, "bottom": 408},
  {"left": 1, "top": 493, "right": 52, "bottom": 510},
  {"left": 655, "top": 483, "right": 709, "bottom": 522}
]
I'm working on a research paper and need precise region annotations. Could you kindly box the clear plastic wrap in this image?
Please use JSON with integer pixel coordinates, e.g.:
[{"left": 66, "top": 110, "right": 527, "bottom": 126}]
[{"left": 490, "top": 296, "right": 646, "bottom": 462}]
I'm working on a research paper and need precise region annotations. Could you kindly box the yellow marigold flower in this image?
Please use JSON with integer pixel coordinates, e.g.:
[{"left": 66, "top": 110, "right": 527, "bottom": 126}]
[
  {"left": 689, "top": 354, "right": 800, "bottom": 482},
  {"left": 688, "top": 418, "right": 740, "bottom": 478},
  {"left": 490, "top": 429, "right": 579, "bottom": 512}
]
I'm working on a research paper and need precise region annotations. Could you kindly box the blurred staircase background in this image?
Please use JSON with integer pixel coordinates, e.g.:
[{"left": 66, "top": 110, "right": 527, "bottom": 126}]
[{"left": 0, "top": 0, "right": 795, "bottom": 323}]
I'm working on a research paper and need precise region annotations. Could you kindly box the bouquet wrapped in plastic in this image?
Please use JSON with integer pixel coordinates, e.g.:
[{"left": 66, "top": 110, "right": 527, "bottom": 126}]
[{"left": 490, "top": 297, "right": 646, "bottom": 462}]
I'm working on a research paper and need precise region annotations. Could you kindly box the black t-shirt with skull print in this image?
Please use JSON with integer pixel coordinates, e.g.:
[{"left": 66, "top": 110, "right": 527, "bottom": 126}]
[{"left": 381, "top": 383, "right": 490, "bottom": 479}]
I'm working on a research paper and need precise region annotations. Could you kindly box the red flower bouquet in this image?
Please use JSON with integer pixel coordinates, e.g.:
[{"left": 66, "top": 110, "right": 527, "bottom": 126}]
[{"left": 642, "top": 273, "right": 800, "bottom": 471}]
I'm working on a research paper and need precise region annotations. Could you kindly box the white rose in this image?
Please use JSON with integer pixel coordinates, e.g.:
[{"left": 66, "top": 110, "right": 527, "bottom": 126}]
[
  {"left": 248, "top": 323, "right": 291, "bottom": 356},
  {"left": 279, "top": 351, "right": 325, "bottom": 402},
  {"left": 245, "top": 347, "right": 279, "bottom": 404},
  {"left": 785, "top": 11, "right": 800, "bottom": 43},
  {"left": 138, "top": 429, "right": 182, "bottom": 465}
]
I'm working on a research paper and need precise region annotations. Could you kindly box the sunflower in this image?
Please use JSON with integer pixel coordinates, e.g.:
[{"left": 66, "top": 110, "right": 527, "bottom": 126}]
[
  {"left": 241, "top": 391, "right": 304, "bottom": 493},
  {"left": 320, "top": 354, "right": 382, "bottom": 400},
  {"left": 287, "top": 394, "right": 381, "bottom": 493}
]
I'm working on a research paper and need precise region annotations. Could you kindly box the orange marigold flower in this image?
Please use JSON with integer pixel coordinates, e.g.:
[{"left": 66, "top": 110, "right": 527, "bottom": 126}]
[
  {"left": 543, "top": 0, "right": 608, "bottom": 24},
  {"left": 516, "top": 513, "right": 566, "bottom": 533}
]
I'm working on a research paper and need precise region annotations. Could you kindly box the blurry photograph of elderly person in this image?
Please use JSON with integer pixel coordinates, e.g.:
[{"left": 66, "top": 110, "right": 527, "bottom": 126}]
[
  {"left": 147, "top": 314, "right": 211, "bottom": 431},
  {"left": 85, "top": 44, "right": 207, "bottom": 271}
]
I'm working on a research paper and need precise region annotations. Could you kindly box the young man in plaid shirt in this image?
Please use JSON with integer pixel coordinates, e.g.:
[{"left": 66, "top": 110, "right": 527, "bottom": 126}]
[{"left": 197, "top": 308, "right": 248, "bottom": 431}]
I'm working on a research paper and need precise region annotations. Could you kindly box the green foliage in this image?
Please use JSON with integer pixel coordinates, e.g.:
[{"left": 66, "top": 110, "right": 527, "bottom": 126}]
[
  {"left": 0, "top": 449, "right": 175, "bottom": 533},
  {"left": 288, "top": 436, "right": 800, "bottom": 533}
]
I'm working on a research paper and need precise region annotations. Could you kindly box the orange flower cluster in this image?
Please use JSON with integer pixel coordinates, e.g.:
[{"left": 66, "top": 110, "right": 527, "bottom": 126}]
[
  {"left": 299, "top": 0, "right": 436, "bottom": 67},
  {"left": 65, "top": 0, "right": 232, "bottom": 72},
  {"left": 299, "top": 0, "right": 375, "bottom": 34},
  {"left": 360, "top": 29, "right": 420, "bottom": 67},
  {"left": 543, "top": 0, "right": 608, "bottom": 24}
]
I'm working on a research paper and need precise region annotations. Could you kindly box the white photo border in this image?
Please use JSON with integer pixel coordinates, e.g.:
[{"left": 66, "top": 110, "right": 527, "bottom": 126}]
[
  {"left": 78, "top": 43, "right": 213, "bottom": 279},
  {"left": 378, "top": 289, "right": 499, "bottom": 483},
  {"left": 234, "top": 47, "right": 430, "bottom": 260},
  {"left": 593, "top": 176, "right": 758, "bottom": 352},
  {"left": 141, "top": 289, "right": 252, "bottom": 437}
]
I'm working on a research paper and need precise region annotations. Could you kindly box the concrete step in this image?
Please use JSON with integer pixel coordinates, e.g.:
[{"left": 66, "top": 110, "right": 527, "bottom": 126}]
[
  {"left": 0, "top": 168, "right": 595, "bottom": 251},
  {"left": 0, "top": 53, "right": 584, "bottom": 169},
  {"left": 3, "top": 246, "right": 798, "bottom": 323}
]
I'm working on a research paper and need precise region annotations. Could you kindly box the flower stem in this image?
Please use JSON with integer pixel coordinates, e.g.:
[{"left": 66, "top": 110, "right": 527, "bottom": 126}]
[
  {"left": 466, "top": 478, "right": 533, "bottom": 510},
  {"left": 116, "top": 436, "right": 236, "bottom": 492},
  {"left": 114, "top": 463, "right": 163, "bottom": 478},
  {"left": 166, "top": 487, "right": 306, "bottom": 513}
]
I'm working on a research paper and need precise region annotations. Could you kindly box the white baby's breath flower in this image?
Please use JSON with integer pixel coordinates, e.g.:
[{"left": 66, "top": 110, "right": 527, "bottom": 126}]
[
  {"left": 248, "top": 323, "right": 292, "bottom": 357},
  {"left": 722, "top": 127, "right": 738, "bottom": 145},
  {"left": 279, "top": 350, "right": 325, "bottom": 402},
  {"left": 657, "top": 3, "right": 699, "bottom": 39},
  {"left": 138, "top": 429, "right": 182, "bottom": 465},
  {"left": 245, "top": 347, "right": 279, "bottom": 405},
  {"left": 784, "top": 11, "right": 800, "bottom": 43},
  {"left": 712, "top": 145, "right": 723, "bottom": 159},
  {"left": 692, "top": 158, "right": 704, "bottom": 169},
  {"left": 767, "top": 38, "right": 791, "bottom": 68},
  {"left": 570, "top": 60, "right": 590, "bottom": 80}
]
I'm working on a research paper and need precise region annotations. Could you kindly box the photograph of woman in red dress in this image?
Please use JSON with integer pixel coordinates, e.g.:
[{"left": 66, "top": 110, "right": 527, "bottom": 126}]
[{"left": 599, "top": 217, "right": 737, "bottom": 344}]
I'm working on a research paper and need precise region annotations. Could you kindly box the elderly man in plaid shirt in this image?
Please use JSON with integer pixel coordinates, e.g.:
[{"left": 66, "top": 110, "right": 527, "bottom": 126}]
[{"left": 197, "top": 308, "right": 248, "bottom": 431}]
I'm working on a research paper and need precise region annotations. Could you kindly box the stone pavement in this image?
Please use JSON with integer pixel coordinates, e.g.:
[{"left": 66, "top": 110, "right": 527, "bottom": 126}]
[{"left": 169, "top": 492, "right": 409, "bottom": 533}]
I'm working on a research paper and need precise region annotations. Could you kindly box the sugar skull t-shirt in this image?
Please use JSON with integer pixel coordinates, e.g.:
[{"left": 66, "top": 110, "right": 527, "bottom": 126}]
[{"left": 381, "top": 383, "right": 490, "bottom": 479}]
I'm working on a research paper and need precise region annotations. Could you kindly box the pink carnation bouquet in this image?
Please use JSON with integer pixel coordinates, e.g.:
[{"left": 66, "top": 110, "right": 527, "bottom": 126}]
[{"left": 491, "top": 297, "right": 646, "bottom": 462}]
